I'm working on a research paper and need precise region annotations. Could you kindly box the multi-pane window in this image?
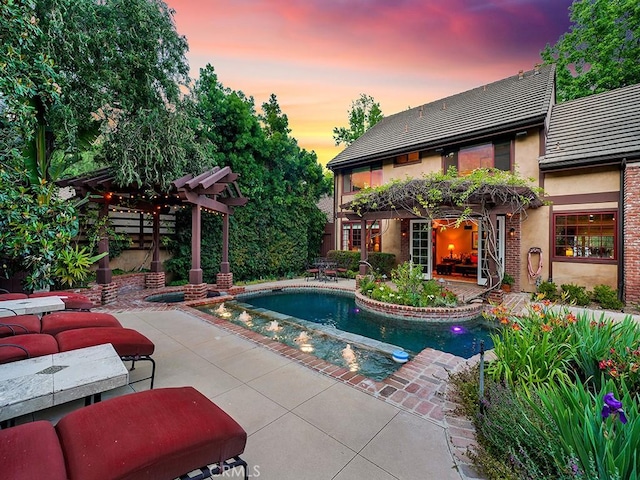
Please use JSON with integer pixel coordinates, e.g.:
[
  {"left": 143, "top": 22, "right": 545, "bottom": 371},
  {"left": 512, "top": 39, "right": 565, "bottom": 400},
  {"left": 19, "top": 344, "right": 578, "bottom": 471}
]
[
  {"left": 342, "top": 221, "right": 381, "bottom": 251},
  {"left": 554, "top": 212, "right": 616, "bottom": 261},
  {"left": 342, "top": 164, "right": 382, "bottom": 193},
  {"left": 443, "top": 141, "right": 511, "bottom": 175}
]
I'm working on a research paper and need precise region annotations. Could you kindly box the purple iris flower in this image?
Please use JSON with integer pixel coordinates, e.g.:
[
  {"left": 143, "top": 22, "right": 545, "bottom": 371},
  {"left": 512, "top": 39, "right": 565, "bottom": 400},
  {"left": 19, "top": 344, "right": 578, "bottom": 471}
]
[{"left": 601, "top": 392, "right": 628, "bottom": 424}]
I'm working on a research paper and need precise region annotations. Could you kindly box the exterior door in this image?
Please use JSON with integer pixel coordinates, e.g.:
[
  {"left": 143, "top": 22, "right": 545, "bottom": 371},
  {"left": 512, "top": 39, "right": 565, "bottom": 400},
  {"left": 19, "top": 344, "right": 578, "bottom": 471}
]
[
  {"left": 478, "top": 216, "right": 505, "bottom": 286},
  {"left": 410, "top": 220, "right": 432, "bottom": 279}
]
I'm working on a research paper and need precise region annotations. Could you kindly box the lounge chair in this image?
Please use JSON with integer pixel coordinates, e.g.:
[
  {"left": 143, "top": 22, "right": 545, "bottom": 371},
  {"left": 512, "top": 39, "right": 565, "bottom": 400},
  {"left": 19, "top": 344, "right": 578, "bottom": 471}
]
[{"left": 1, "top": 386, "right": 248, "bottom": 480}]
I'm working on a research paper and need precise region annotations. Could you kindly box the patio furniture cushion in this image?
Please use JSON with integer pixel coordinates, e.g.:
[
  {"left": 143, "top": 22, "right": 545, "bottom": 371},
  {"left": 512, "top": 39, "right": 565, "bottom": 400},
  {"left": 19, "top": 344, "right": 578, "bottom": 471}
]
[
  {"left": 0, "top": 314, "right": 41, "bottom": 337},
  {"left": 0, "top": 334, "right": 59, "bottom": 364},
  {"left": 0, "top": 421, "right": 67, "bottom": 480},
  {"left": 29, "top": 291, "right": 93, "bottom": 310},
  {"left": 56, "top": 327, "right": 155, "bottom": 357},
  {"left": 0, "top": 292, "right": 28, "bottom": 301},
  {"left": 56, "top": 386, "right": 248, "bottom": 480},
  {"left": 41, "top": 311, "right": 122, "bottom": 335}
]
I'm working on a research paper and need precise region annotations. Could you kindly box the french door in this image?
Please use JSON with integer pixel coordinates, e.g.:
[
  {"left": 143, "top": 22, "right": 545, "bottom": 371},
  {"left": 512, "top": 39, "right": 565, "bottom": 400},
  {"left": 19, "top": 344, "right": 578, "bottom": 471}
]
[{"left": 410, "top": 220, "right": 432, "bottom": 279}]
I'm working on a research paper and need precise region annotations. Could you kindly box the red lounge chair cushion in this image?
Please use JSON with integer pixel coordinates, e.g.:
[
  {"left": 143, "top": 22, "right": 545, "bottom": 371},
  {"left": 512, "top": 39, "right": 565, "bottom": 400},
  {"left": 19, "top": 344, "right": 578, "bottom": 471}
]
[
  {"left": 56, "top": 327, "right": 155, "bottom": 357},
  {"left": 0, "top": 421, "right": 67, "bottom": 479},
  {"left": 56, "top": 386, "right": 247, "bottom": 480},
  {"left": 0, "top": 293, "right": 28, "bottom": 301},
  {"left": 29, "top": 291, "right": 93, "bottom": 310},
  {"left": 0, "top": 314, "right": 41, "bottom": 337},
  {"left": 0, "top": 334, "right": 59, "bottom": 364},
  {"left": 41, "top": 312, "right": 122, "bottom": 336}
]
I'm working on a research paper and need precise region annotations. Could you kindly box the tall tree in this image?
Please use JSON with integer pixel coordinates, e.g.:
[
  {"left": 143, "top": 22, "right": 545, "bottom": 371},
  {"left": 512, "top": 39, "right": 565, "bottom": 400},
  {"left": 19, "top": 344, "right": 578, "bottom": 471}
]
[
  {"left": 1, "top": 0, "right": 192, "bottom": 183},
  {"left": 165, "top": 66, "right": 328, "bottom": 281},
  {"left": 542, "top": 0, "right": 640, "bottom": 102},
  {"left": 333, "top": 94, "right": 383, "bottom": 146}
]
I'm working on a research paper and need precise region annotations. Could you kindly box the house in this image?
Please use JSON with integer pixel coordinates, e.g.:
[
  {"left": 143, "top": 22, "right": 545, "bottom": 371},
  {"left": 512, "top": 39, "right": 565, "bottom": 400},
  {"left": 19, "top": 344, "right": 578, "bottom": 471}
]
[{"left": 327, "top": 65, "right": 640, "bottom": 302}]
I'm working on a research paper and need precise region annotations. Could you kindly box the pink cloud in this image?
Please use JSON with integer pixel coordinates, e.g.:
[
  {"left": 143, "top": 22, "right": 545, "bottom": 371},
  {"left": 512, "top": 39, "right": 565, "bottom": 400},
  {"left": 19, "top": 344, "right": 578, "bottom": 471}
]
[{"left": 165, "top": 0, "right": 573, "bottom": 164}]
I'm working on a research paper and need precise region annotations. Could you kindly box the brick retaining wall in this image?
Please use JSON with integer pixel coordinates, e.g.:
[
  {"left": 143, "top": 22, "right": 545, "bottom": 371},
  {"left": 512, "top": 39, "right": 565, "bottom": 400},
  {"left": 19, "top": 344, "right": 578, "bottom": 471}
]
[{"left": 354, "top": 291, "right": 484, "bottom": 323}]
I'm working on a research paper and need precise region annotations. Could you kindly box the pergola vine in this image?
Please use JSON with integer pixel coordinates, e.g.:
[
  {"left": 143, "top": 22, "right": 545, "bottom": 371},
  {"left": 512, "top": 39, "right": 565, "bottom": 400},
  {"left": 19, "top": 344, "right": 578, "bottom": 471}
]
[{"left": 343, "top": 168, "right": 545, "bottom": 292}]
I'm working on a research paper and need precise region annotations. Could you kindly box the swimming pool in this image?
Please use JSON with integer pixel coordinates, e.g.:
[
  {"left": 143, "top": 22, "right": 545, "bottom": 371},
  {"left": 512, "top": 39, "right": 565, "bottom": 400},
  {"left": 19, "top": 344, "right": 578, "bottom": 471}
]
[{"left": 233, "top": 289, "right": 494, "bottom": 358}]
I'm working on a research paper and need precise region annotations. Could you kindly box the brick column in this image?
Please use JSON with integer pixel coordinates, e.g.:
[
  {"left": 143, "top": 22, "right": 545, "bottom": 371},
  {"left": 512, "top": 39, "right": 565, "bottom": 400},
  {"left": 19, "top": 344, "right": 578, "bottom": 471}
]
[
  {"left": 505, "top": 214, "right": 521, "bottom": 292},
  {"left": 145, "top": 272, "right": 166, "bottom": 289},
  {"left": 624, "top": 163, "right": 640, "bottom": 303},
  {"left": 184, "top": 283, "right": 207, "bottom": 301},
  {"left": 101, "top": 282, "right": 118, "bottom": 305},
  {"left": 216, "top": 272, "right": 233, "bottom": 290}
]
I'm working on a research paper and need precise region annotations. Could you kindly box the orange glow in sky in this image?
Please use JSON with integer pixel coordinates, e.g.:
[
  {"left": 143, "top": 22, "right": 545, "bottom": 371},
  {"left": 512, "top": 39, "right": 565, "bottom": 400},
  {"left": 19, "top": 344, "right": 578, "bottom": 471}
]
[{"left": 165, "top": 0, "right": 573, "bottom": 166}]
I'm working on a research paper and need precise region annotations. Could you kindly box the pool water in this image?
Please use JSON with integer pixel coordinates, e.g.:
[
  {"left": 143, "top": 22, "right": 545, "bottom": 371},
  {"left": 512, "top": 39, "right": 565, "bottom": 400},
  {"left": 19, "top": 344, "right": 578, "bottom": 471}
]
[
  {"left": 201, "top": 304, "right": 401, "bottom": 381},
  {"left": 235, "top": 290, "right": 494, "bottom": 358}
]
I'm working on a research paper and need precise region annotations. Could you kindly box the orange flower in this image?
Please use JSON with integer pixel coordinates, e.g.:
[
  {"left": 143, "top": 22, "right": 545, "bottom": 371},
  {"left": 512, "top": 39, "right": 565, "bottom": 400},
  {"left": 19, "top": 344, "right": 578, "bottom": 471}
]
[
  {"left": 500, "top": 317, "right": 509, "bottom": 325},
  {"left": 541, "top": 324, "right": 552, "bottom": 332},
  {"left": 511, "top": 323, "right": 521, "bottom": 331},
  {"left": 566, "top": 313, "right": 577, "bottom": 324}
]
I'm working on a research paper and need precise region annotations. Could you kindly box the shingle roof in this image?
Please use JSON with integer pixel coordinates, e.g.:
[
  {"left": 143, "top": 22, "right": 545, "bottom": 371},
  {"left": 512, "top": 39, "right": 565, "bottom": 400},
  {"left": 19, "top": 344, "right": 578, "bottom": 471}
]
[
  {"left": 540, "top": 83, "right": 640, "bottom": 169},
  {"left": 327, "top": 65, "right": 556, "bottom": 169}
]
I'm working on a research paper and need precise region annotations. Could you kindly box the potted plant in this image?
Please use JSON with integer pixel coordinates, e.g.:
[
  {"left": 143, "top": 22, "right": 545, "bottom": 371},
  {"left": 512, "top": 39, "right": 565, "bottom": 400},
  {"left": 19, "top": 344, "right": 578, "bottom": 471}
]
[{"left": 501, "top": 273, "right": 515, "bottom": 292}]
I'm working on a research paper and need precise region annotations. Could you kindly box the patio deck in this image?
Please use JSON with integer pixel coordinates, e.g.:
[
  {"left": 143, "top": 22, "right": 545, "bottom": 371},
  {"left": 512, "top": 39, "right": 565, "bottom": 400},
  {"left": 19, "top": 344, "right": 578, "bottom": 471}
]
[{"left": 10, "top": 279, "right": 538, "bottom": 480}]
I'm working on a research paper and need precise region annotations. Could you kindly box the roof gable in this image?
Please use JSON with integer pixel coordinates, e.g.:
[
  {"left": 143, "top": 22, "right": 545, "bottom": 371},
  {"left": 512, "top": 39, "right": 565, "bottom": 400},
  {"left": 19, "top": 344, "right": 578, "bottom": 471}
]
[
  {"left": 541, "top": 83, "right": 640, "bottom": 169},
  {"left": 327, "top": 65, "right": 555, "bottom": 169}
]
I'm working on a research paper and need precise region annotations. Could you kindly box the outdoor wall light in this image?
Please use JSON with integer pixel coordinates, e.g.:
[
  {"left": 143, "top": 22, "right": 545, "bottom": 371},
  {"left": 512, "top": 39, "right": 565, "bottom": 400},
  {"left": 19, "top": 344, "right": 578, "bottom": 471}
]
[{"left": 509, "top": 227, "right": 516, "bottom": 237}]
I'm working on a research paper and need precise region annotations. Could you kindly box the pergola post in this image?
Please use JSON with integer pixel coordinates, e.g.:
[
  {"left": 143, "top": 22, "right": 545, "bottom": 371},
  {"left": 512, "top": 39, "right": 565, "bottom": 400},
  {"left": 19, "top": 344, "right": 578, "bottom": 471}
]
[
  {"left": 189, "top": 205, "right": 203, "bottom": 284},
  {"left": 220, "top": 213, "right": 230, "bottom": 274},
  {"left": 151, "top": 209, "right": 162, "bottom": 273},
  {"left": 216, "top": 213, "right": 234, "bottom": 289}
]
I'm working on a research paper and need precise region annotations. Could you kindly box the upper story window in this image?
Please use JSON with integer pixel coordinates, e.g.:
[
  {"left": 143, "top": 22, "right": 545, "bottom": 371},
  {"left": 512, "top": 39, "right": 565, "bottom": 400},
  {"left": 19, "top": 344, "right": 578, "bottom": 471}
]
[
  {"left": 443, "top": 141, "right": 511, "bottom": 175},
  {"left": 342, "top": 164, "right": 382, "bottom": 193},
  {"left": 553, "top": 211, "right": 617, "bottom": 262},
  {"left": 394, "top": 151, "right": 420, "bottom": 166}
]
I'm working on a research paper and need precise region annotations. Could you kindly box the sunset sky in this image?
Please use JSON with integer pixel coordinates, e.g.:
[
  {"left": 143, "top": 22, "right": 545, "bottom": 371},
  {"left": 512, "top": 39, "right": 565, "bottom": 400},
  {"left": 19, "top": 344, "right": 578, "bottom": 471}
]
[{"left": 165, "top": 0, "right": 575, "bottom": 166}]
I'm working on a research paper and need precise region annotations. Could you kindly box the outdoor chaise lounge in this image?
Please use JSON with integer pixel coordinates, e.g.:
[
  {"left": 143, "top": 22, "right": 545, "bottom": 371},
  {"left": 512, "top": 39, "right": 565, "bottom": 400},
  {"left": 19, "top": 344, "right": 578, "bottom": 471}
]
[
  {"left": 0, "top": 312, "right": 157, "bottom": 388},
  {"left": 0, "top": 386, "right": 248, "bottom": 480}
]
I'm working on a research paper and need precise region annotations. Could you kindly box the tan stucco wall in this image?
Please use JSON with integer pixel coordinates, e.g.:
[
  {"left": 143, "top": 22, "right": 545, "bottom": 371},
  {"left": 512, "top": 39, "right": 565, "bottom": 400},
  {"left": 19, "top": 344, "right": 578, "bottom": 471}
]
[
  {"left": 544, "top": 167, "right": 619, "bottom": 196},
  {"left": 519, "top": 206, "right": 550, "bottom": 293},
  {"left": 552, "top": 263, "right": 618, "bottom": 290},
  {"left": 513, "top": 129, "right": 541, "bottom": 181},
  {"left": 381, "top": 219, "right": 402, "bottom": 262},
  {"left": 384, "top": 154, "right": 442, "bottom": 181}
]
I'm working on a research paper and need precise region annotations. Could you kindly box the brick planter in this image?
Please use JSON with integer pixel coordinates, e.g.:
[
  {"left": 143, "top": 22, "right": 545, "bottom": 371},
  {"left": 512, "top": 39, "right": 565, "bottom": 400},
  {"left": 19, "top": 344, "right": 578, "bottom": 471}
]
[{"left": 354, "top": 291, "right": 484, "bottom": 323}]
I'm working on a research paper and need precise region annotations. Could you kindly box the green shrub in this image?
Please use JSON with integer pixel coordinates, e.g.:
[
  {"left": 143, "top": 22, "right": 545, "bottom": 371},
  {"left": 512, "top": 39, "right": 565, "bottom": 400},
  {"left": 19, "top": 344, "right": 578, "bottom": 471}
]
[
  {"left": 367, "top": 252, "right": 396, "bottom": 276},
  {"left": 326, "top": 250, "right": 360, "bottom": 271},
  {"left": 535, "top": 280, "right": 559, "bottom": 301},
  {"left": 560, "top": 283, "right": 591, "bottom": 306},
  {"left": 592, "top": 284, "right": 624, "bottom": 310}
]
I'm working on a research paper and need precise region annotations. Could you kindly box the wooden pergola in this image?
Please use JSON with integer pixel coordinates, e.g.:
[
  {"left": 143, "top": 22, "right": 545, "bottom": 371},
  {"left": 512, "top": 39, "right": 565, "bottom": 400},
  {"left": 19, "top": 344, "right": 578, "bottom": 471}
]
[{"left": 58, "top": 166, "right": 247, "bottom": 287}]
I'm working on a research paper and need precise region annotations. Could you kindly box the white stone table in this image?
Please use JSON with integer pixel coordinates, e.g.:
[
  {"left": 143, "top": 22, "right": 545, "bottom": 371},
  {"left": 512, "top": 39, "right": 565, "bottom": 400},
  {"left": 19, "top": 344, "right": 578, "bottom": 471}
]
[
  {"left": 0, "top": 344, "right": 129, "bottom": 424},
  {"left": 0, "top": 296, "right": 65, "bottom": 318}
]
